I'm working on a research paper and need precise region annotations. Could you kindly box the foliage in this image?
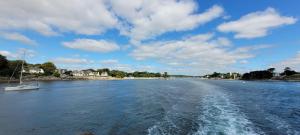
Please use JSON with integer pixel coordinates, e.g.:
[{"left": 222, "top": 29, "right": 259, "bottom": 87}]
[
  {"left": 242, "top": 69, "right": 273, "bottom": 80},
  {"left": 204, "top": 72, "right": 241, "bottom": 79},
  {"left": 162, "top": 72, "right": 169, "bottom": 78},
  {"left": 280, "top": 67, "right": 297, "bottom": 76},
  {"left": 267, "top": 68, "right": 275, "bottom": 73},
  {"left": 0, "top": 55, "right": 8, "bottom": 70},
  {"left": 41, "top": 62, "right": 56, "bottom": 75},
  {"left": 109, "top": 70, "right": 126, "bottom": 78},
  {"left": 131, "top": 71, "right": 161, "bottom": 77},
  {"left": 64, "top": 71, "right": 73, "bottom": 76},
  {"left": 209, "top": 72, "right": 221, "bottom": 78},
  {"left": 0, "top": 60, "right": 25, "bottom": 78},
  {"left": 97, "top": 68, "right": 110, "bottom": 74},
  {"left": 53, "top": 71, "right": 60, "bottom": 77}
]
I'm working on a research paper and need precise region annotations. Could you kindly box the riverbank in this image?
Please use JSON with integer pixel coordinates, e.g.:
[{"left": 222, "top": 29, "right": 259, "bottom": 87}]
[
  {"left": 200, "top": 77, "right": 300, "bottom": 82},
  {"left": 0, "top": 76, "right": 162, "bottom": 83}
]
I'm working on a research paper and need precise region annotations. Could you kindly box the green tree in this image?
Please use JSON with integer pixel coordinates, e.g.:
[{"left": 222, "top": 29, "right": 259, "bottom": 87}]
[
  {"left": 210, "top": 72, "right": 221, "bottom": 78},
  {"left": 97, "top": 68, "right": 110, "bottom": 74},
  {"left": 0, "top": 54, "right": 8, "bottom": 70},
  {"left": 53, "top": 71, "right": 60, "bottom": 77},
  {"left": 163, "top": 72, "right": 169, "bottom": 78},
  {"left": 110, "top": 70, "right": 126, "bottom": 78},
  {"left": 41, "top": 62, "right": 56, "bottom": 75},
  {"left": 2, "top": 60, "right": 24, "bottom": 78},
  {"left": 281, "top": 67, "right": 297, "bottom": 76}
]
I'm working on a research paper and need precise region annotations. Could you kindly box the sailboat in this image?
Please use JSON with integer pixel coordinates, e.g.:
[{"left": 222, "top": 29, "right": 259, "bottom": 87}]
[{"left": 4, "top": 53, "right": 39, "bottom": 91}]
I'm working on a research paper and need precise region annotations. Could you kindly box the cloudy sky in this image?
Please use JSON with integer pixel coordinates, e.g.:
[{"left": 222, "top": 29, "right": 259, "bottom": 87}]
[{"left": 0, "top": 0, "right": 299, "bottom": 75}]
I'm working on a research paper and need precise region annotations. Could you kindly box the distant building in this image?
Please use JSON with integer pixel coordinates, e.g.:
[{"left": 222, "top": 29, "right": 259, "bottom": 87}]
[
  {"left": 72, "top": 70, "right": 84, "bottom": 77},
  {"left": 72, "top": 70, "right": 101, "bottom": 77},
  {"left": 57, "top": 69, "right": 68, "bottom": 74},
  {"left": 230, "top": 72, "right": 240, "bottom": 80},
  {"left": 273, "top": 72, "right": 280, "bottom": 77},
  {"left": 100, "top": 72, "right": 108, "bottom": 77},
  {"left": 25, "top": 67, "right": 44, "bottom": 74}
]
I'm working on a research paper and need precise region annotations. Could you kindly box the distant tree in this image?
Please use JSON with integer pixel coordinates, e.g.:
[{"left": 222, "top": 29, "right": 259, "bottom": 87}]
[
  {"left": 64, "top": 71, "right": 73, "bottom": 76},
  {"left": 53, "top": 71, "right": 60, "bottom": 77},
  {"left": 281, "top": 67, "right": 297, "bottom": 76},
  {"left": 210, "top": 72, "right": 221, "bottom": 78},
  {"left": 241, "top": 69, "right": 273, "bottom": 80},
  {"left": 34, "top": 64, "right": 42, "bottom": 68},
  {"left": 0, "top": 60, "right": 24, "bottom": 78},
  {"left": 103, "top": 68, "right": 110, "bottom": 73},
  {"left": 97, "top": 68, "right": 110, "bottom": 74},
  {"left": 163, "top": 72, "right": 169, "bottom": 78},
  {"left": 241, "top": 73, "right": 250, "bottom": 80},
  {"left": 109, "top": 70, "right": 126, "bottom": 78},
  {"left": 155, "top": 72, "right": 162, "bottom": 77},
  {"left": 0, "top": 54, "right": 8, "bottom": 70},
  {"left": 267, "top": 68, "right": 275, "bottom": 73},
  {"left": 284, "top": 67, "right": 291, "bottom": 71},
  {"left": 41, "top": 62, "right": 56, "bottom": 75}
]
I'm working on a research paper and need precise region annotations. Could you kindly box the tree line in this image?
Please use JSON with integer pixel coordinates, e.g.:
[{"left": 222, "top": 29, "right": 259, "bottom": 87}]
[
  {"left": 0, "top": 54, "right": 169, "bottom": 79},
  {"left": 241, "top": 67, "right": 298, "bottom": 80},
  {"left": 0, "top": 54, "right": 57, "bottom": 78},
  {"left": 203, "top": 72, "right": 241, "bottom": 79},
  {"left": 94, "top": 68, "right": 168, "bottom": 78}
]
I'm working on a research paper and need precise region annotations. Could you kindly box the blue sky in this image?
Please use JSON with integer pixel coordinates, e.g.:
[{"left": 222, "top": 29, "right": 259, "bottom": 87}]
[{"left": 0, "top": 0, "right": 299, "bottom": 75}]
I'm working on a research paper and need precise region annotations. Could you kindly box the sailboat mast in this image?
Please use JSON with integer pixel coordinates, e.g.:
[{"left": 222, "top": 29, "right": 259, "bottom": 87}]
[{"left": 19, "top": 52, "right": 25, "bottom": 84}]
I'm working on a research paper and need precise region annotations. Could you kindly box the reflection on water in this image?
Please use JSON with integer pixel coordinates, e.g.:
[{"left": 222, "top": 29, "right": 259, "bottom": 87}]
[{"left": 0, "top": 79, "right": 299, "bottom": 135}]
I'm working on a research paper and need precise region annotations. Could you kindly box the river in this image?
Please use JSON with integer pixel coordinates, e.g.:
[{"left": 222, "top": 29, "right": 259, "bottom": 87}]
[{"left": 0, "top": 79, "right": 299, "bottom": 135}]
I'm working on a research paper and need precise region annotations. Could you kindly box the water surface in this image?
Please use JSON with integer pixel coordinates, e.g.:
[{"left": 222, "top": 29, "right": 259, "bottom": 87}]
[{"left": 0, "top": 79, "right": 299, "bottom": 135}]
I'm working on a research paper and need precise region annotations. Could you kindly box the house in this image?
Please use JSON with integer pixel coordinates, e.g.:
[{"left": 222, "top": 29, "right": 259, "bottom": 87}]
[
  {"left": 72, "top": 69, "right": 100, "bottom": 77},
  {"left": 72, "top": 70, "right": 84, "bottom": 77},
  {"left": 100, "top": 71, "right": 108, "bottom": 77},
  {"left": 28, "top": 67, "right": 44, "bottom": 74},
  {"left": 230, "top": 72, "right": 240, "bottom": 80}
]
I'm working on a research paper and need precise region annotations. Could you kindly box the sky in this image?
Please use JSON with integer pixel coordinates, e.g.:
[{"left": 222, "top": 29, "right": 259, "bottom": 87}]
[{"left": 0, "top": 0, "right": 299, "bottom": 75}]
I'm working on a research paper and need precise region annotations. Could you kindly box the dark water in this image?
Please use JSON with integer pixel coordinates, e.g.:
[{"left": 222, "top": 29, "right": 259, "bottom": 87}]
[{"left": 0, "top": 79, "right": 299, "bottom": 135}]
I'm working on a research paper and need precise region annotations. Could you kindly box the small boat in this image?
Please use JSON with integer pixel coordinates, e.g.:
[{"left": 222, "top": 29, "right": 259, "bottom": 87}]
[
  {"left": 4, "top": 53, "right": 39, "bottom": 91},
  {"left": 4, "top": 83, "right": 39, "bottom": 91}
]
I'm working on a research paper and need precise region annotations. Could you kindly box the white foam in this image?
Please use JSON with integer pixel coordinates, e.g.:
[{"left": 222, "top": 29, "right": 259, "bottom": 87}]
[
  {"left": 190, "top": 81, "right": 264, "bottom": 135},
  {"left": 147, "top": 108, "right": 179, "bottom": 135},
  {"left": 148, "top": 80, "right": 265, "bottom": 135}
]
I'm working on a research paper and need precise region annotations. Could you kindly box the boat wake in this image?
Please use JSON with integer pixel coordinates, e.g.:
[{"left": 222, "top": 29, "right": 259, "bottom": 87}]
[
  {"left": 148, "top": 81, "right": 264, "bottom": 135},
  {"left": 192, "top": 91, "right": 263, "bottom": 135}
]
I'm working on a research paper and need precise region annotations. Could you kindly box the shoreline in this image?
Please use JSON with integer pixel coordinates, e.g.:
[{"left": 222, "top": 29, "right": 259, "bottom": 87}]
[
  {"left": 0, "top": 76, "right": 163, "bottom": 83},
  {"left": 2, "top": 76, "right": 299, "bottom": 83},
  {"left": 200, "top": 78, "right": 300, "bottom": 82}
]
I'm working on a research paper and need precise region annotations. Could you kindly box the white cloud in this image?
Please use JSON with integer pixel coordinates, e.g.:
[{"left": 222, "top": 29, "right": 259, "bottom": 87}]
[
  {"left": 131, "top": 33, "right": 270, "bottom": 74},
  {"left": 100, "top": 59, "right": 119, "bottom": 65},
  {"left": 62, "top": 39, "right": 120, "bottom": 53},
  {"left": 273, "top": 51, "right": 300, "bottom": 71},
  {"left": 0, "top": 0, "right": 223, "bottom": 43},
  {"left": 0, "top": 0, "right": 117, "bottom": 36},
  {"left": 218, "top": 8, "right": 297, "bottom": 39},
  {"left": 0, "top": 32, "right": 37, "bottom": 45},
  {"left": 51, "top": 57, "right": 94, "bottom": 64},
  {"left": 0, "top": 48, "right": 36, "bottom": 59},
  {"left": 111, "top": 0, "right": 223, "bottom": 43},
  {"left": 240, "top": 60, "right": 248, "bottom": 64},
  {"left": 0, "top": 50, "right": 15, "bottom": 58}
]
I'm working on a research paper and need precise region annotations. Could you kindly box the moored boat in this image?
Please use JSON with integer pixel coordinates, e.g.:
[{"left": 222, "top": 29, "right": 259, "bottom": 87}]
[{"left": 4, "top": 52, "right": 39, "bottom": 91}]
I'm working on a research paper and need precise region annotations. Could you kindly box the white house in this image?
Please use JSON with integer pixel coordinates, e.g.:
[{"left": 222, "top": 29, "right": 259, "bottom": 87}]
[
  {"left": 57, "top": 69, "right": 68, "bottom": 74},
  {"left": 28, "top": 68, "right": 44, "bottom": 74},
  {"left": 72, "top": 70, "right": 84, "bottom": 77},
  {"left": 72, "top": 70, "right": 100, "bottom": 77},
  {"left": 100, "top": 72, "right": 108, "bottom": 77}
]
